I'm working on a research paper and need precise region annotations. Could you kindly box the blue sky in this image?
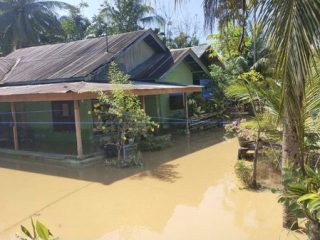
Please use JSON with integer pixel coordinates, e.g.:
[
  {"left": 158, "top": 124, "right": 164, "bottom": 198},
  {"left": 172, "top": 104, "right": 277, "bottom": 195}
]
[{"left": 62, "top": 0, "right": 211, "bottom": 43}]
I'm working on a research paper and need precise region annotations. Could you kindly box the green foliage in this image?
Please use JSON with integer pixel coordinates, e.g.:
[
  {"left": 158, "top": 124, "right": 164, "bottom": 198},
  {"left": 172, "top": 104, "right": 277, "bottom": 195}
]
[
  {"left": 279, "top": 164, "right": 320, "bottom": 224},
  {"left": 91, "top": 62, "right": 158, "bottom": 165},
  {"left": 234, "top": 160, "right": 253, "bottom": 188},
  {"left": 138, "top": 134, "right": 172, "bottom": 152},
  {"left": 17, "top": 219, "right": 54, "bottom": 240},
  {"left": 188, "top": 98, "right": 205, "bottom": 117},
  {"left": 237, "top": 70, "right": 264, "bottom": 84},
  {"left": 85, "top": 14, "right": 106, "bottom": 38},
  {"left": 166, "top": 32, "right": 199, "bottom": 49},
  {"left": 100, "top": 0, "right": 163, "bottom": 35},
  {"left": 199, "top": 66, "right": 230, "bottom": 117},
  {"left": 0, "top": 0, "right": 74, "bottom": 54},
  {"left": 208, "top": 25, "right": 250, "bottom": 61},
  {"left": 201, "top": 0, "right": 247, "bottom": 32},
  {"left": 224, "top": 124, "right": 239, "bottom": 137},
  {"left": 60, "top": 2, "right": 90, "bottom": 41}
]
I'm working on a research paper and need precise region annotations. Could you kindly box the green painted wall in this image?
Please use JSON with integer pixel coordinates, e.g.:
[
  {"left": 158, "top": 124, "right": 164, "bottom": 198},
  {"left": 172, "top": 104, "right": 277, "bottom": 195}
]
[
  {"left": 0, "top": 103, "right": 13, "bottom": 149},
  {"left": 154, "top": 61, "right": 193, "bottom": 124},
  {"left": 79, "top": 100, "right": 96, "bottom": 154},
  {"left": 0, "top": 100, "right": 96, "bottom": 155},
  {"left": 160, "top": 61, "right": 193, "bottom": 85},
  {"left": 145, "top": 95, "right": 160, "bottom": 120}
]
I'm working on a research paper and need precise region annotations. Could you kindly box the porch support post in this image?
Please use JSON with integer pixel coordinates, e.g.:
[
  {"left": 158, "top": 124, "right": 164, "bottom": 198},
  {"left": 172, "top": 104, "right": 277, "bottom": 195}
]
[
  {"left": 74, "top": 100, "right": 83, "bottom": 158},
  {"left": 10, "top": 102, "right": 19, "bottom": 150},
  {"left": 184, "top": 93, "right": 190, "bottom": 135},
  {"left": 141, "top": 96, "right": 146, "bottom": 110}
]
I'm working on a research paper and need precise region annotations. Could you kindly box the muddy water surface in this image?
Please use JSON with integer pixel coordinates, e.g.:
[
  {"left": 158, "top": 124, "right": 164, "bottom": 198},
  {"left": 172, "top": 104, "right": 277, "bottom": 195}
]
[{"left": 0, "top": 130, "right": 305, "bottom": 240}]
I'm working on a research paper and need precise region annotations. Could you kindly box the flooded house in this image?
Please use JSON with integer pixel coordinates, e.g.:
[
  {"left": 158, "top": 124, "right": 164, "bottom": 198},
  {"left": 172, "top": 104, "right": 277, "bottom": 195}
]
[{"left": 0, "top": 29, "right": 211, "bottom": 162}]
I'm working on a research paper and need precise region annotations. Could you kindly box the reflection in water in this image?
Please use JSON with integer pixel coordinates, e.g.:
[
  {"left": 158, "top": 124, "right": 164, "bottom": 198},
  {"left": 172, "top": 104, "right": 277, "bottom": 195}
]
[
  {"left": 0, "top": 129, "right": 305, "bottom": 240},
  {"left": 98, "top": 182, "right": 304, "bottom": 240}
]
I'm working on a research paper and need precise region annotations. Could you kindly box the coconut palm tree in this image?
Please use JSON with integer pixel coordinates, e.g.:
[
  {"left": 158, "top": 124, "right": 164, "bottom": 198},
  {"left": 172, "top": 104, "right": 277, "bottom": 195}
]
[
  {"left": 0, "top": 0, "right": 74, "bottom": 54},
  {"left": 260, "top": 0, "right": 320, "bottom": 230},
  {"left": 100, "top": 0, "right": 165, "bottom": 35}
]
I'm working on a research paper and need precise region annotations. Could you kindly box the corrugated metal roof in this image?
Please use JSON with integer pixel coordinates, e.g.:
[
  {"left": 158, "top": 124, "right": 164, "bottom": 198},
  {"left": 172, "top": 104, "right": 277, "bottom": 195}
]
[
  {"left": 191, "top": 45, "right": 210, "bottom": 58},
  {"left": 0, "top": 30, "right": 150, "bottom": 85},
  {"left": 0, "top": 81, "right": 202, "bottom": 102},
  {"left": 132, "top": 48, "right": 188, "bottom": 80},
  {"left": 132, "top": 48, "right": 209, "bottom": 81},
  {"left": 0, "top": 58, "right": 16, "bottom": 80}
]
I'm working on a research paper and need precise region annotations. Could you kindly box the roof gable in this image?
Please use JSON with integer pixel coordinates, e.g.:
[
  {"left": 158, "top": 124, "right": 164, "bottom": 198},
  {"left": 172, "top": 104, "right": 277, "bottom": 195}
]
[{"left": 132, "top": 48, "right": 210, "bottom": 81}]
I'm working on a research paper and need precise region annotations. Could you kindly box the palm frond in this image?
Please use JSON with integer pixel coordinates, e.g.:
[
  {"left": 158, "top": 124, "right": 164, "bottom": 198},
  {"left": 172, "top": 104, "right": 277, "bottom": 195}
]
[
  {"left": 33, "top": 1, "right": 76, "bottom": 10},
  {"left": 259, "top": 0, "right": 320, "bottom": 139}
]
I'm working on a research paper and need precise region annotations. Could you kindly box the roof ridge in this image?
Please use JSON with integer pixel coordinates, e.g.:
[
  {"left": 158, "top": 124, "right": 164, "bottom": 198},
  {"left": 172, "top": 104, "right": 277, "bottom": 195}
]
[{"left": 7, "top": 29, "right": 150, "bottom": 55}]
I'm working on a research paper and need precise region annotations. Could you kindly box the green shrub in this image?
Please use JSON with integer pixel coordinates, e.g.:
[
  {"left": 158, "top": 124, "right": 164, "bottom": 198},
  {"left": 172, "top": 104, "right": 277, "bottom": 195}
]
[
  {"left": 262, "top": 147, "right": 281, "bottom": 172},
  {"left": 235, "top": 160, "right": 253, "bottom": 188},
  {"left": 105, "top": 144, "right": 143, "bottom": 168},
  {"left": 138, "top": 134, "right": 172, "bottom": 151},
  {"left": 224, "top": 124, "right": 239, "bottom": 137}
]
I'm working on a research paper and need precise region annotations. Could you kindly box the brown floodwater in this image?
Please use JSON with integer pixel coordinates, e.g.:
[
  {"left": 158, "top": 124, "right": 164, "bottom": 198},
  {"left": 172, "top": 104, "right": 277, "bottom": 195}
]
[{"left": 0, "top": 130, "right": 306, "bottom": 240}]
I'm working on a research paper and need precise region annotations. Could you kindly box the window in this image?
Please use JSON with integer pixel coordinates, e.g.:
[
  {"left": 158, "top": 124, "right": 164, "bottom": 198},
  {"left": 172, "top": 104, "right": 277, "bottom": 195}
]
[
  {"left": 169, "top": 94, "right": 184, "bottom": 110},
  {"left": 52, "top": 101, "right": 75, "bottom": 132}
]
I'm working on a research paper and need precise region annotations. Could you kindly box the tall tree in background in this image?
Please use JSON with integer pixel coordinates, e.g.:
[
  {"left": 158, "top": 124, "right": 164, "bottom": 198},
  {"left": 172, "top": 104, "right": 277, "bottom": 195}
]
[
  {"left": 154, "top": 5, "right": 200, "bottom": 49},
  {"left": 167, "top": 32, "right": 199, "bottom": 49},
  {"left": 60, "top": 1, "right": 90, "bottom": 41},
  {"left": 0, "top": 0, "right": 74, "bottom": 54},
  {"left": 85, "top": 13, "right": 106, "bottom": 38},
  {"left": 100, "top": 0, "right": 164, "bottom": 35},
  {"left": 202, "top": 0, "right": 248, "bottom": 53}
]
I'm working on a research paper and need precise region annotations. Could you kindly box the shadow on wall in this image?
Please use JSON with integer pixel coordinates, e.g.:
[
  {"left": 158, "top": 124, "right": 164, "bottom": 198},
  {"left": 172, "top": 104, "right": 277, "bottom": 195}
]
[{"left": 0, "top": 129, "right": 226, "bottom": 185}]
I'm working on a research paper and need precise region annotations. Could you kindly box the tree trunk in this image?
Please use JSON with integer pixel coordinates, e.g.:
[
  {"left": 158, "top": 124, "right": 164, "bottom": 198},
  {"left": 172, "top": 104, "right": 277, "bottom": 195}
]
[
  {"left": 307, "top": 221, "right": 320, "bottom": 240},
  {"left": 252, "top": 130, "right": 260, "bottom": 189},
  {"left": 282, "top": 110, "right": 300, "bottom": 230}
]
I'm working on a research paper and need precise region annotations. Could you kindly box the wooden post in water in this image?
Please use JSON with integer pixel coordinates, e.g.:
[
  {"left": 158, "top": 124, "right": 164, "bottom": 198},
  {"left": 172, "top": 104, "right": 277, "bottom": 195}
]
[
  {"left": 74, "top": 100, "right": 83, "bottom": 158},
  {"left": 184, "top": 93, "right": 190, "bottom": 135},
  {"left": 10, "top": 102, "right": 19, "bottom": 150}
]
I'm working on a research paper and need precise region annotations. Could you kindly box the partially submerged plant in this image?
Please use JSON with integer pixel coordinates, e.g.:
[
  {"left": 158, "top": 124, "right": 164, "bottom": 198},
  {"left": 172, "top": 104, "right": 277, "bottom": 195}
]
[
  {"left": 234, "top": 160, "right": 253, "bottom": 189},
  {"left": 17, "top": 218, "right": 55, "bottom": 240},
  {"left": 91, "top": 62, "right": 158, "bottom": 167},
  {"left": 138, "top": 134, "right": 172, "bottom": 152}
]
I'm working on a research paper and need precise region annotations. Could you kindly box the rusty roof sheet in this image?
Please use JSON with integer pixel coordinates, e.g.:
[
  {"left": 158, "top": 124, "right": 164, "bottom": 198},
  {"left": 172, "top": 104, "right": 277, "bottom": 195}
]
[{"left": 0, "top": 30, "right": 150, "bottom": 85}]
